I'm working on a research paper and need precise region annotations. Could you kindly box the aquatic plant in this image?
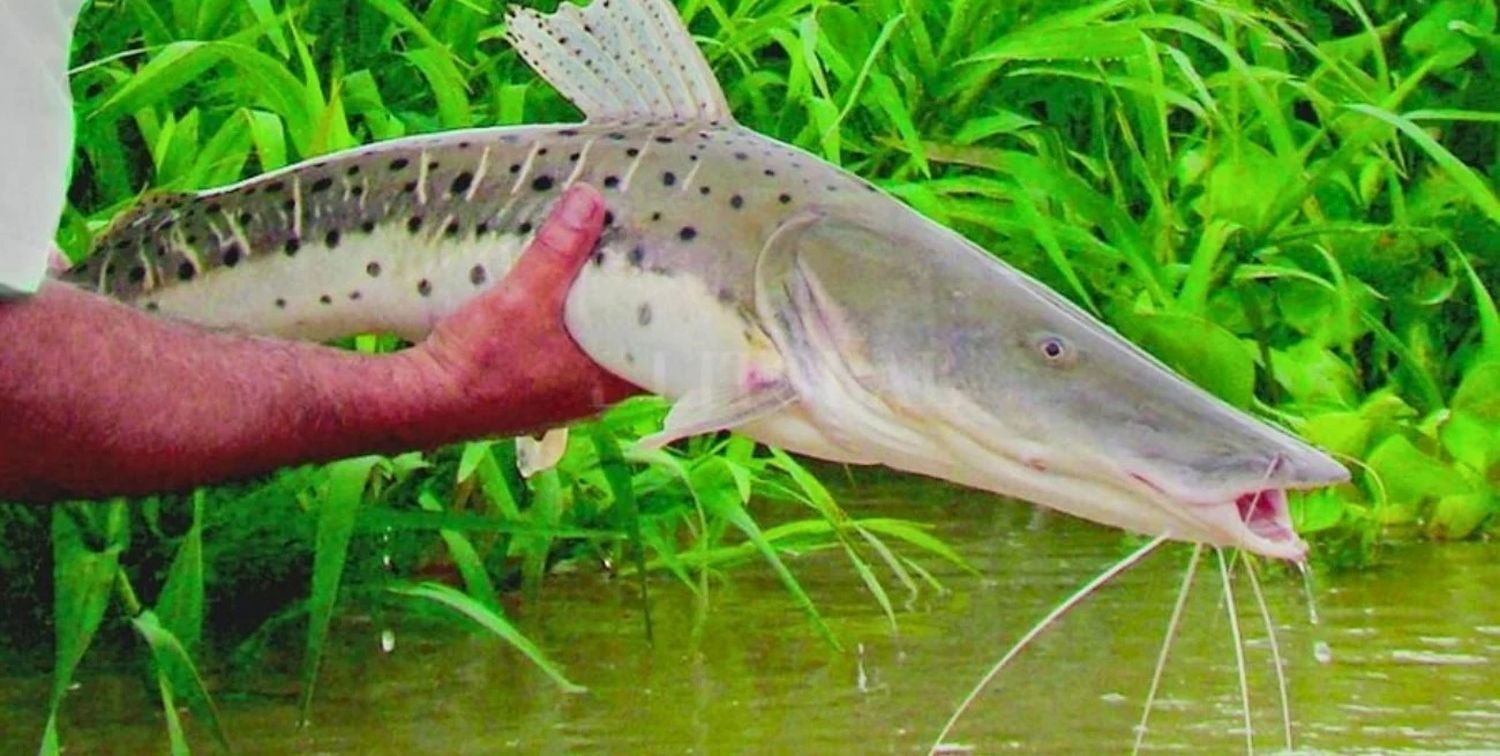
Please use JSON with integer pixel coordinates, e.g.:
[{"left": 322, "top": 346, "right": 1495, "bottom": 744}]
[{"left": 6, "top": 0, "right": 1496, "bottom": 750}]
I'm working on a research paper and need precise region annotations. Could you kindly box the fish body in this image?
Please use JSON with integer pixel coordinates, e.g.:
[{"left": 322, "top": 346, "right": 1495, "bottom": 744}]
[{"left": 71, "top": 0, "right": 1347, "bottom": 559}]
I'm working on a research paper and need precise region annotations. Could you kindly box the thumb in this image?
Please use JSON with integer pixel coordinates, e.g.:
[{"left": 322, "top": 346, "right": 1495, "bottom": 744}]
[{"left": 503, "top": 183, "right": 606, "bottom": 304}]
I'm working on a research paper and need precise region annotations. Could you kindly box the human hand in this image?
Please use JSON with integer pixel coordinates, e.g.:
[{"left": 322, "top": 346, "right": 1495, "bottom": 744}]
[{"left": 414, "top": 184, "right": 642, "bottom": 437}]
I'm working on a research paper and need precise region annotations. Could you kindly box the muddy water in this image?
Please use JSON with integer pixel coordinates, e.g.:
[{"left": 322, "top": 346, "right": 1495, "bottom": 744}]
[{"left": 7, "top": 477, "right": 1500, "bottom": 753}]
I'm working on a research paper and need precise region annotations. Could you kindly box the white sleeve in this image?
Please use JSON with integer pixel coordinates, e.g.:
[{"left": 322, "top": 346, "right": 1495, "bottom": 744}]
[{"left": 0, "top": 0, "right": 86, "bottom": 298}]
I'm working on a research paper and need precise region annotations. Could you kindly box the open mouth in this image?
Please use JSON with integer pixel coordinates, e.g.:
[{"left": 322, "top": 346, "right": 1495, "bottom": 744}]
[
  {"left": 1129, "top": 471, "right": 1310, "bottom": 560},
  {"left": 1235, "top": 489, "right": 1297, "bottom": 546}
]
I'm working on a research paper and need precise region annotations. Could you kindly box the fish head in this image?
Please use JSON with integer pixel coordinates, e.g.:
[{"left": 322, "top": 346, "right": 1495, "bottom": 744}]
[{"left": 758, "top": 209, "right": 1348, "bottom": 561}]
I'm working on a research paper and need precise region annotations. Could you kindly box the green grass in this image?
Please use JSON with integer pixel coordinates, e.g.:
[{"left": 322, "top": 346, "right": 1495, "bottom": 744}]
[{"left": 7, "top": 0, "right": 1498, "bottom": 750}]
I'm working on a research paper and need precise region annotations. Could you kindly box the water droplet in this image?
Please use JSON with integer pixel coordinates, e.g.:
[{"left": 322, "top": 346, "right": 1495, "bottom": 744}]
[
  {"left": 1296, "top": 559, "right": 1321, "bottom": 625},
  {"left": 381, "top": 629, "right": 396, "bottom": 653},
  {"left": 1314, "top": 640, "right": 1332, "bottom": 664}
]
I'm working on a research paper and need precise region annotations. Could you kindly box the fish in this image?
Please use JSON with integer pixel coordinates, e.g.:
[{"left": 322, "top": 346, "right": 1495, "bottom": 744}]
[{"left": 68, "top": 0, "right": 1347, "bottom": 561}]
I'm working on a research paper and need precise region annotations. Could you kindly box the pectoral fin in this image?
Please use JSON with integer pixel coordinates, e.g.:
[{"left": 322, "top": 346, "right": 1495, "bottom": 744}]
[
  {"left": 636, "top": 381, "right": 797, "bottom": 451},
  {"left": 516, "top": 427, "right": 570, "bottom": 478}
]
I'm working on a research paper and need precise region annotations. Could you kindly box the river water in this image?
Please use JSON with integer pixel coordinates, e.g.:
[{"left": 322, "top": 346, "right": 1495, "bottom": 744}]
[{"left": 7, "top": 476, "right": 1499, "bottom": 753}]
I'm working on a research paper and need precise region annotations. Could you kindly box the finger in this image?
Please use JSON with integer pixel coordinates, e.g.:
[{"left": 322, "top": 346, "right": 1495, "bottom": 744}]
[{"left": 502, "top": 184, "right": 606, "bottom": 303}]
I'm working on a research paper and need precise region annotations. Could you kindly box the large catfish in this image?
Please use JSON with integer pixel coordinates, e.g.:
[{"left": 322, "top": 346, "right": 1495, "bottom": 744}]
[{"left": 69, "top": 0, "right": 1346, "bottom": 560}]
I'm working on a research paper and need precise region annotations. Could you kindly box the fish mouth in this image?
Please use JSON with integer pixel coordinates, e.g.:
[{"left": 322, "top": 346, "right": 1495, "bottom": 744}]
[{"left": 1128, "top": 470, "right": 1327, "bottom": 562}]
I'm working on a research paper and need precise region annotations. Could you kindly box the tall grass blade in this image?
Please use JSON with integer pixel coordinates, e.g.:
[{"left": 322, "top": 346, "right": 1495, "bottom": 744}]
[
  {"left": 390, "top": 582, "right": 585, "bottom": 693},
  {"left": 299, "top": 456, "right": 380, "bottom": 725},
  {"left": 130, "top": 609, "right": 232, "bottom": 753}
]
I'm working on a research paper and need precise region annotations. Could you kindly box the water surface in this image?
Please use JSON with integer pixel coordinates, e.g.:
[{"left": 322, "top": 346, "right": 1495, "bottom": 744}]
[{"left": 7, "top": 477, "right": 1499, "bottom": 753}]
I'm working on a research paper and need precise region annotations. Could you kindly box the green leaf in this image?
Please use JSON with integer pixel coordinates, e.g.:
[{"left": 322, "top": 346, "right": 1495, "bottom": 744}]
[
  {"left": 696, "top": 458, "right": 841, "bottom": 650},
  {"left": 131, "top": 609, "right": 232, "bottom": 753},
  {"left": 300, "top": 456, "right": 380, "bottom": 724},
  {"left": 391, "top": 582, "right": 584, "bottom": 693},
  {"left": 44, "top": 505, "right": 126, "bottom": 753},
  {"left": 1122, "top": 311, "right": 1256, "bottom": 408},
  {"left": 1345, "top": 104, "right": 1500, "bottom": 225},
  {"left": 1402, "top": 0, "right": 1498, "bottom": 69},
  {"left": 1366, "top": 435, "right": 1470, "bottom": 506}
]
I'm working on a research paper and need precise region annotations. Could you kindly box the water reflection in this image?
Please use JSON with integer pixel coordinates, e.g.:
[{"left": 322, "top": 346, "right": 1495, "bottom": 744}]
[{"left": 5, "top": 477, "right": 1499, "bottom": 752}]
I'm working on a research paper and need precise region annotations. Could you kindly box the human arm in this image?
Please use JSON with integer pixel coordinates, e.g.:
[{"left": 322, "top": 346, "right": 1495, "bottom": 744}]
[{"left": 0, "top": 184, "right": 639, "bottom": 502}]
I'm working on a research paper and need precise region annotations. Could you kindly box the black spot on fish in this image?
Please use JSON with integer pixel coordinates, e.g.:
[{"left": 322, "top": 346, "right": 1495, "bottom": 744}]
[
  {"left": 145, "top": 301, "right": 159, "bottom": 312},
  {"left": 205, "top": 202, "right": 221, "bottom": 214},
  {"left": 346, "top": 165, "right": 361, "bottom": 177},
  {"left": 428, "top": 160, "right": 440, "bottom": 170},
  {"left": 607, "top": 132, "right": 626, "bottom": 140},
  {"left": 569, "top": 152, "right": 580, "bottom": 162},
  {"left": 779, "top": 193, "right": 792, "bottom": 204},
  {"left": 266, "top": 181, "right": 286, "bottom": 193},
  {"left": 655, "top": 136, "right": 673, "bottom": 144},
  {"left": 679, "top": 227, "right": 697, "bottom": 242},
  {"left": 476, "top": 221, "right": 490, "bottom": 237},
  {"left": 366, "top": 261, "right": 381, "bottom": 277},
  {"left": 237, "top": 212, "right": 253, "bottom": 226},
  {"left": 734, "top": 152, "right": 747, "bottom": 160},
  {"left": 284, "top": 238, "right": 301, "bottom": 256},
  {"left": 128, "top": 266, "right": 146, "bottom": 283},
  {"left": 518, "top": 221, "right": 533, "bottom": 234},
  {"left": 349, "top": 291, "right": 362, "bottom": 300},
  {"left": 403, "top": 180, "right": 418, "bottom": 194},
  {"left": 325, "top": 229, "right": 341, "bottom": 248},
  {"left": 275, "top": 298, "right": 286, "bottom": 309},
  {"left": 628, "top": 246, "right": 645, "bottom": 267},
  {"left": 282, "top": 199, "right": 295, "bottom": 212},
  {"left": 509, "top": 163, "right": 522, "bottom": 174},
  {"left": 470, "top": 265, "right": 487, "bottom": 286},
  {"left": 417, "top": 279, "right": 432, "bottom": 297},
  {"left": 223, "top": 244, "right": 242, "bottom": 267},
  {"left": 407, "top": 216, "right": 424, "bottom": 233},
  {"left": 689, "top": 154, "right": 698, "bottom": 162},
  {"left": 717, "top": 287, "right": 735, "bottom": 304},
  {"left": 459, "top": 141, "right": 471, "bottom": 149},
  {"left": 311, "top": 177, "right": 333, "bottom": 193},
  {"left": 603, "top": 175, "right": 620, "bottom": 189},
  {"left": 603, "top": 211, "right": 615, "bottom": 226},
  {"left": 451, "top": 172, "right": 474, "bottom": 195},
  {"left": 626, "top": 147, "right": 640, "bottom": 157},
  {"left": 531, "top": 175, "right": 555, "bottom": 192},
  {"left": 730, "top": 194, "right": 744, "bottom": 209},
  {"left": 560, "top": 129, "right": 578, "bottom": 137},
  {"left": 591, "top": 250, "right": 605, "bottom": 267},
  {"left": 764, "top": 169, "right": 776, "bottom": 177},
  {"left": 177, "top": 262, "right": 196, "bottom": 281},
  {"left": 538, "top": 148, "right": 549, "bottom": 157},
  {"left": 320, "top": 294, "right": 332, "bottom": 305},
  {"left": 651, "top": 211, "right": 662, "bottom": 222},
  {"left": 445, "top": 220, "right": 461, "bottom": 238},
  {"left": 361, "top": 219, "right": 376, "bottom": 234},
  {"left": 352, "top": 185, "right": 365, "bottom": 197},
  {"left": 662, "top": 171, "right": 676, "bottom": 186},
  {"left": 637, "top": 303, "right": 653, "bottom": 326},
  {"left": 699, "top": 186, "right": 711, "bottom": 195}
]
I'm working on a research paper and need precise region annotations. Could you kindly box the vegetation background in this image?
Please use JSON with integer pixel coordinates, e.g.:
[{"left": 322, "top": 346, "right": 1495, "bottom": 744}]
[{"left": 2, "top": 0, "right": 1495, "bottom": 750}]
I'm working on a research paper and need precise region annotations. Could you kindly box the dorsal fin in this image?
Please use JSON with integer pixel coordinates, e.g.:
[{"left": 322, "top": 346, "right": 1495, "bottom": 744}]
[{"left": 505, "top": 0, "right": 734, "bottom": 124}]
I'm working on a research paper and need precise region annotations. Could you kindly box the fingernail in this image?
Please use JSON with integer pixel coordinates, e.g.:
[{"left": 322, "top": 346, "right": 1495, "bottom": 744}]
[{"left": 557, "top": 187, "right": 597, "bottom": 228}]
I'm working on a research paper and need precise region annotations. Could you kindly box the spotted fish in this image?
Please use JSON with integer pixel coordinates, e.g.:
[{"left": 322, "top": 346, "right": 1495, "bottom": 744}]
[{"left": 70, "top": 0, "right": 1347, "bottom": 560}]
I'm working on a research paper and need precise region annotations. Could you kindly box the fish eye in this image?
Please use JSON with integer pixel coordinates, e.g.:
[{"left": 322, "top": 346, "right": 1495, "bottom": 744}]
[{"left": 1035, "top": 335, "right": 1075, "bottom": 366}]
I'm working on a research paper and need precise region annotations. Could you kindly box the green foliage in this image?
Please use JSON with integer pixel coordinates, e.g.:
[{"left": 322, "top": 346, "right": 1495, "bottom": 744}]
[{"left": 16, "top": 0, "right": 1500, "bottom": 749}]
